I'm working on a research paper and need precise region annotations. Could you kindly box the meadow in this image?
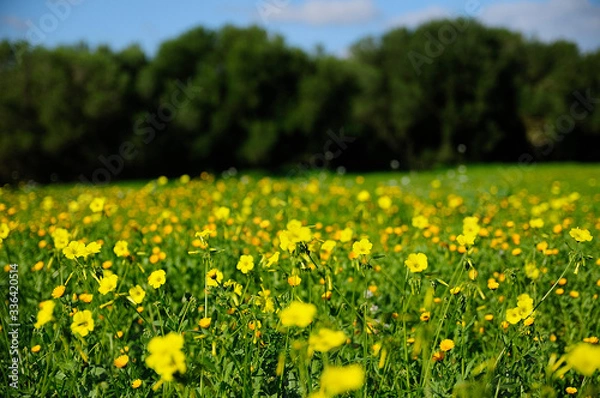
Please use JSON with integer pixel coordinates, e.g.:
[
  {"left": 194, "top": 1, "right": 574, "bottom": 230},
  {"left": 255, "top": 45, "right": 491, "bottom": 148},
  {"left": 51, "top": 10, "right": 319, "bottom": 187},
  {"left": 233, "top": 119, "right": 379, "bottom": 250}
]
[{"left": 1, "top": 163, "right": 599, "bottom": 397}]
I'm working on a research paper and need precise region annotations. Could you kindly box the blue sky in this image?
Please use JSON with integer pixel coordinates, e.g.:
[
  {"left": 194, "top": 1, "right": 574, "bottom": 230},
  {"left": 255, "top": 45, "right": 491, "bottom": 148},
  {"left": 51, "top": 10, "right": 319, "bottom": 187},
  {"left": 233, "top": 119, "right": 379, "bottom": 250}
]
[{"left": 1, "top": 0, "right": 599, "bottom": 57}]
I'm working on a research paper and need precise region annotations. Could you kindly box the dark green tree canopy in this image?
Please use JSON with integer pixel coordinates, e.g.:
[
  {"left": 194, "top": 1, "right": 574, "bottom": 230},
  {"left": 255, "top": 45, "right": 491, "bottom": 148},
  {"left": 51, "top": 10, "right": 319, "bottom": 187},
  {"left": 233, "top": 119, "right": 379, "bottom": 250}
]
[{"left": 0, "top": 21, "right": 598, "bottom": 183}]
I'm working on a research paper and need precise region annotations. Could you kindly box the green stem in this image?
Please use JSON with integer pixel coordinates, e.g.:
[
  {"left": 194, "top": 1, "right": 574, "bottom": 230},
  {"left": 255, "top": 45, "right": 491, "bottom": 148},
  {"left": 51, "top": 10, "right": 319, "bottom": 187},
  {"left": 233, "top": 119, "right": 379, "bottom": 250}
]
[
  {"left": 527, "top": 255, "right": 573, "bottom": 318},
  {"left": 279, "top": 331, "right": 289, "bottom": 396},
  {"left": 331, "top": 285, "right": 376, "bottom": 334},
  {"left": 363, "top": 303, "right": 368, "bottom": 398},
  {"left": 204, "top": 254, "right": 209, "bottom": 319},
  {"left": 421, "top": 253, "right": 465, "bottom": 391}
]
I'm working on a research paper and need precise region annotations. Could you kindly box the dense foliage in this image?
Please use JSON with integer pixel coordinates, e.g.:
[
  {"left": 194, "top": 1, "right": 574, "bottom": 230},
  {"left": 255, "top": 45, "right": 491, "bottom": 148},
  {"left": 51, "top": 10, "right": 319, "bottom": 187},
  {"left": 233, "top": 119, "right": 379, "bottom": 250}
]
[{"left": 1, "top": 20, "right": 599, "bottom": 183}]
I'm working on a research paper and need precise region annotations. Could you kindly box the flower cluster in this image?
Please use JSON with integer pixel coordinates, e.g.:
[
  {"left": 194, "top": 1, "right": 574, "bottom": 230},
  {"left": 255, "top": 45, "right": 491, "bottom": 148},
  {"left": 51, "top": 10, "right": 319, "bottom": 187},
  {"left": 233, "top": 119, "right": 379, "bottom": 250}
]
[
  {"left": 279, "top": 219, "right": 312, "bottom": 252},
  {"left": 62, "top": 240, "right": 102, "bottom": 260},
  {"left": 506, "top": 294, "right": 535, "bottom": 325},
  {"left": 145, "top": 333, "right": 186, "bottom": 382}
]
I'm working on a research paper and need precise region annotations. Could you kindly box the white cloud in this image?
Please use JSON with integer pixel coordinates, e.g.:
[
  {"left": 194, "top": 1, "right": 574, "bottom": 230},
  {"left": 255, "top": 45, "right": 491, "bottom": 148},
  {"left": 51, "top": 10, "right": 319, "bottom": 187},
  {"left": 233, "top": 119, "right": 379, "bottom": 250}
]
[
  {"left": 267, "top": 0, "right": 377, "bottom": 25},
  {"left": 480, "top": 0, "right": 600, "bottom": 51},
  {"left": 386, "top": 0, "right": 600, "bottom": 51},
  {"left": 1, "top": 15, "right": 29, "bottom": 32},
  {"left": 387, "top": 6, "right": 451, "bottom": 29}
]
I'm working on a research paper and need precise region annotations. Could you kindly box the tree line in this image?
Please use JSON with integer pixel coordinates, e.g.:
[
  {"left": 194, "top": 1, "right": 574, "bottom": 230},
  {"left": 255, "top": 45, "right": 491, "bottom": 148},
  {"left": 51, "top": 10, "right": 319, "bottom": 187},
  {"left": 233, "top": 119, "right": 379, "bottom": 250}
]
[{"left": 1, "top": 19, "right": 599, "bottom": 183}]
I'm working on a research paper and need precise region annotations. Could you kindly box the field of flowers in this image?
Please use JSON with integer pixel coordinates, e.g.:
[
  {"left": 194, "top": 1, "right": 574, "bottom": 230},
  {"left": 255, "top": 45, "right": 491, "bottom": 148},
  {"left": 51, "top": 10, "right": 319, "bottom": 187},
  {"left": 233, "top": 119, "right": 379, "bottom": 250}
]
[{"left": 1, "top": 164, "right": 600, "bottom": 397}]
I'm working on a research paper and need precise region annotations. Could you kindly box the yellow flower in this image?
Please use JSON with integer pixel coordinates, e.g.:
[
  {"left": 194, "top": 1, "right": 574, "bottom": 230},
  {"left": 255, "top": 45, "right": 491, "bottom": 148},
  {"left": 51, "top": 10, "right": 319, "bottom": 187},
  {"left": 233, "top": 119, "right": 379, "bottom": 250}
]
[
  {"left": 405, "top": 253, "right": 428, "bottom": 273},
  {"left": 237, "top": 255, "right": 254, "bottom": 274},
  {"left": 569, "top": 227, "right": 593, "bottom": 242},
  {"left": 148, "top": 270, "right": 166, "bottom": 289},
  {"left": 279, "top": 230, "right": 295, "bottom": 252},
  {"left": 566, "top": 343, "right": 600, "bottom": 376},
  {"left": 583, "top": 336, "right": 599, "bottom": 344},
  {"left": 265, "top": 252, "right": 280, "bottom": 267},
  {"left": 114, "top": 354, "right": 129, "bottom": 368},
  {"left": 41, "top": 196, "right": 54, "bottom": 210},
  {"left": 195, "top": 228, "right": 214, "bottom": 240},
  {"left": 308, "top": 328, "right": 347, "bottom": 353},
  {"left": 89, "top": 197, "right": 105, "bottom": 213},
  {"left": 62, "top": 241, "right": 87, "bottom": 260},
  {"left": 0, "top": 222, "right": 10, "bottom": 239},
  {"left": 84, "top": 242, "right": 102, "bottom": 257},
  {"left": 318, "top": 364, "right": 365, "bottom": 396},
  {"left": 357, "top": 190, "right": 370, "bottom": 202},
  {"left": 321, "top": 240, "right": 336, "bottom": 253},
  {"left": 98, "top": 274, "right": 119, "bottom": 295},
  {"left": 286, "top": 219, "right": 312, "bottom": 243},
  {"left": 34, "top": 300, "right": 55, "bottom": 329},
  {"left": 68, "top": 200, "right": 80, "bottom": 212},
  {"left": 487, "top": 278, "right": 499, "bottom": 290},
  {"left": 199, "top": 317, "right": 211, "bottom": 329},
  {"left": 132, "top": 379, "right": 142, "bottom": 388},
  {"left": 565, "top": 387, "right": 577, "bottom": 395},
  {"left": 505, "top": 308, "right": 521, "bottom": 325},
  {"left": 113, "top": 240, "right": 130, "bottom": 257},
  {"left": 352, "top": 238, "right": 372, "bottom": 255},
  {"left": 79, "top": 293, "right": 93, "bottom": 303},
  {"left": 439, "top": 339, "right": 455, "bottom": 352},
  {"left": 256, "top": 288, "right": 275, "bottom": 313},
  {"left": 524, "top": 262, "right": 540, "bottom": 280},
  {"left": 450, "top": 286, "right": 461, "bottom": 295},
  {"left": 145, "top": 333, "right": 186, "bottom": 381},
  {"left": 462, "top": 216, "right": 480, "bottom": 236},
  {"left": 224, "top": 279, "right": 243, "bottom": 296},
  {"left": 287, "top": 274, "right": 302, "bottom": 287},
  {"left": 412, "top": 215, "right": 429, "bottom": 229},
  {"left": 128, "top": 285, "right": 146, "bottom": 304},
  {"left": 372, "top": 343, "right": 382, "bottom": 356},
  {"left": 206, "top": 268, "right": 224, "bottom": 287},
  {"left": 52, "top": 285, "right": 66, "bottom": 299},
  {"left": 456, "top": 234, "right": 475, "bottom": 247},
  {"left": 468, "top": 268, "right": 478, "bottom": 280},
  {"left": 529, "top": 218, "right": 544, "bottom": 228},
  {"left": 214, "top": 206, "right": 230, "bottom": 220},
  {"left": 279, "top": 301, "right": 317, "bottom": 328},
  {"left": 517, "top": 293, "right": 533, "bottom": 305},
  {"left": 31, "top": 345, "right": 41, "bottom": 353},
  {"left": 51, "top": 228, "right": 70, "bottom": 249},
  {"left": 70, "top": 310, "right": 94, "bottom": 337},
  {"left": 339, "top": 227, "right": 354, "bottom": 243},
  {"left": 248, "top": 320, "right": 262, "bottom": 331},
  {"left": 32, "top": 261, "right": 44, "bottom": 271},
  {"left": 517, "top": 294, "right": 534, "bottom": 319},
  {"left": 378, "top": 196, "right": 392, "bottom": 210}
]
